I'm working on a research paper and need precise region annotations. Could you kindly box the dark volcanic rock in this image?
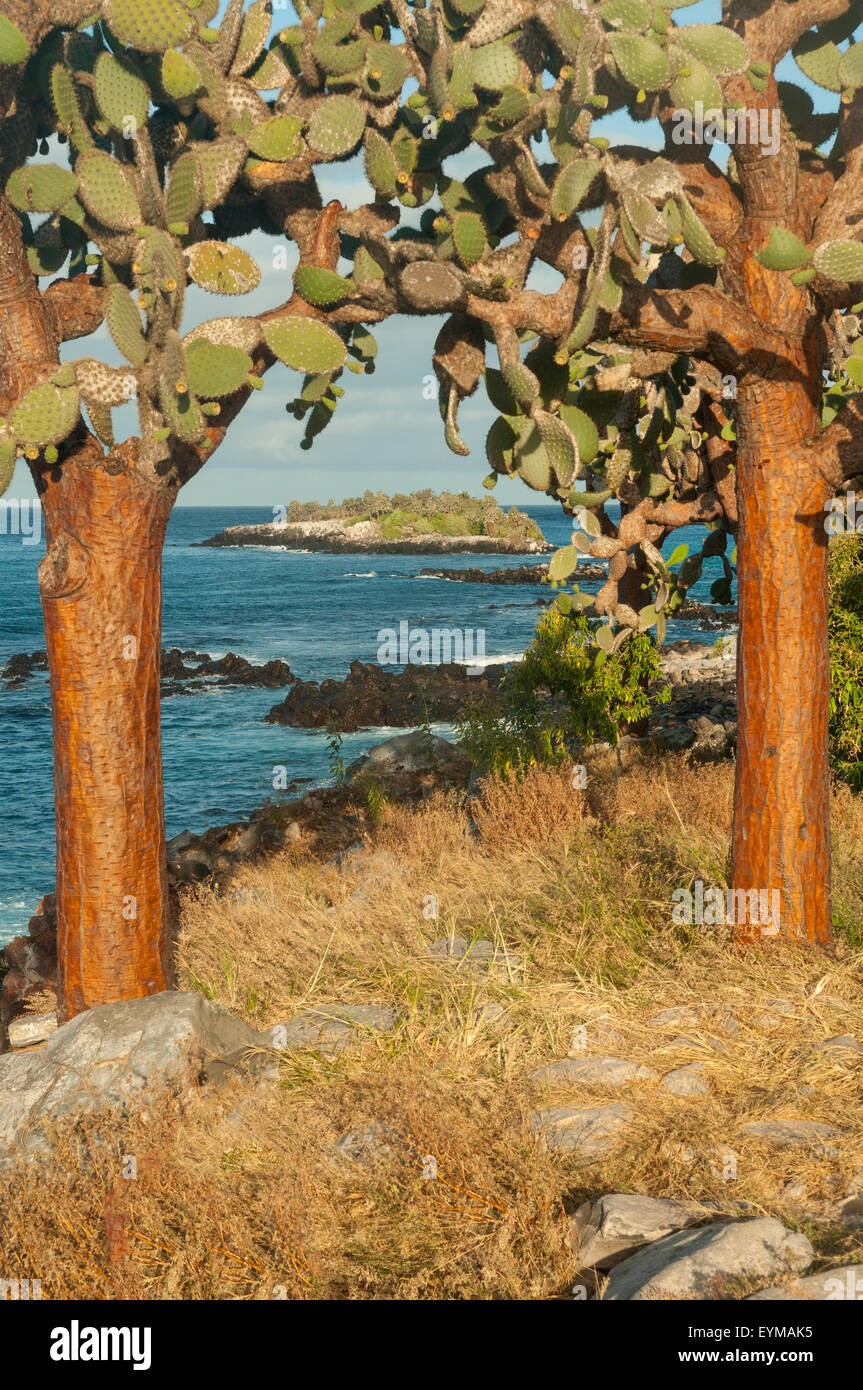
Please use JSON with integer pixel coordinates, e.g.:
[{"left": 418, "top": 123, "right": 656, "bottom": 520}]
[
  {"left": 159, "top": 647, "right": 296, "bottom": 696},
  {"left": 266, "top": 659, "right": 508, "bottom": 732},
  {"left": 418, "top": 562, "right": 607, "bottom": 584},
  {"left": 201, "top": 525, "right": 551, "bottom": 555},
  {"left": 1, "top": 651, "right": 48, "bottom": 686}
]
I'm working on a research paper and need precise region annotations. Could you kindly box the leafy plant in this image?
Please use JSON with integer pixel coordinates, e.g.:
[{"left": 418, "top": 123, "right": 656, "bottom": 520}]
[{"left": 829, "top": 535, "right": 863, "bottom": 792}]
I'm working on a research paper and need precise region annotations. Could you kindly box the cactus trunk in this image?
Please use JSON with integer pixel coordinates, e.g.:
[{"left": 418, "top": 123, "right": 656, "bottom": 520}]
[
  {"left": 37, "top": 457, "right": 173, "bottom": 1019},
  {"left": 732, "top": 373, "right": 832, "bottom": 945}
]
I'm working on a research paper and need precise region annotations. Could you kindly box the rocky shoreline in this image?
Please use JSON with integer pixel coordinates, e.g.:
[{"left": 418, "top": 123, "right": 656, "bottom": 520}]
[
  {"left": 2, "top": 647, "right": 298, "bottom": 698},
  {"left": 200, "top": 518, "right": 552, "bottom": 555}
]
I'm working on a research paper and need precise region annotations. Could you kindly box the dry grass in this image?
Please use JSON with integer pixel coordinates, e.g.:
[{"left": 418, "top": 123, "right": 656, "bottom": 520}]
[{"left": 2, "top": 754, "right": 862, "bottom": 1300}]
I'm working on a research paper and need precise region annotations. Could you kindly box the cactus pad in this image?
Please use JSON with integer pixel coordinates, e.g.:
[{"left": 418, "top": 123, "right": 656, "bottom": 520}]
[
  {"left": 0, "top": 15, "right": 29, "bottom": 66},
  {"left": 608, "top": 33, "right": 671, "bottom": 92},
  {"left": 11, "top": 381, "right": 80, "bottom": 448},
  {"left": 103, "top": 0, "right": 194, "bottom": 53},
  {"left": 185, "top": 340, "right": 253, "bottom": 396},
  {"left": 471, "top": 41, "right": 520, "bottom": 91},
  {"left": 307, "top": 96, "right": 366, "bottom": 157},
  {"left": 161, "top": 49, "right": 202, "bottom": 99},
  {"left": 813, "top": 239, "right": 863, "bottom": 283},
  {"left": 185, "top": 317, "right": 262, "bottom": 353},
  {"left": 107, "top": 284, "right": 148, "bottom": 366},
  {"left": 6, "top": 164, "right": 78, "bottom": 214},
  {"left": 400, "top": 261, "right": 465, "bottom": 312},
  {"left": 93, "top": 52, "right": 149, "bottom": 133},
  {"left": 74, "top": 359, "right": 137, "bottom": 407},
  {"left": 165, "top": 150, "right": 203, "bottom": 224},
  {"left": 676, "top": 24, "right": 749, "bottom": 76},
  {"left": 76, "top": 151, "right": 141, "bottom": 231},
  {"left": 263, "top": 317, "right": 348, "bottom": 373},
  {"left": 756, "top": 226, "right": 811, "bottom": 272},
  {"left": 294, "top": 265, "right": 355, "bottom": 306},
  {"left": 550, "top": 159, "right": 599, "bottom": 220},
  {"left": 247, "top": 114, "right": 305, "bottom": 161},
  {"left": 363, "top": 44, "right": 411, "bottom": 100},
  {"left": 186, "top": 241, "right": 261, "bottom": 294},
  {"left": 231, "top": 0, "right": 272, "bottom": 76},
  {"left": 364, "top": 129, "right": 399, "bottom": 197},
  {"left": 452, "top": 211, "right": 487, "bottom": 267}
]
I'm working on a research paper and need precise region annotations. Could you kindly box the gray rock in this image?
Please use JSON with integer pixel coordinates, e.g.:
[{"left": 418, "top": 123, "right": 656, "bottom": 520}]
[
  {"left": 348, "top": 731, "right": 470, "bottom": 778},
  {"left": 746, "top": 1265, "right": 863, "bottom": 1301},
  {"left": 646, "top": 1005, "right": 701, "bottom": 1030},
  {"left": 601, "top": 1218, "right": 813, "bottom": 1301},
  {"left": 814, "top": 1034, "right": 862, "bottom": 1061},
  {"left": 7, "top": 1012, "right": 57, "bottom": 1049},
  {"left": 662, "top": 725, "right": 695, "bottom": 751},
  {"left": 270, "top": 1003, "right": 398, "bottom": 1057},
  {"left": 741, "top": 1120, "right": 840, "bottom": 1155},
  {"left": 0, "top": 991, "right": 270, "bottom": 1166},
  {"left": 665, "top": 1034, "right": 729, "bottom": 1055},
  {"left": 428, "top": 936, "right": 522, "bottom": 979},
  {"left": 754, "top": 998, "right": 797, "bottom": 1030},
  {"left": 166, "top": 829, "right": 195, "bottom": 854},
  {"left": 531, "top": 1102, "right": 633, "bottom": 1158},
  {"left": 572, "top": 1194, "right": 700, "bottom": 1270},
  {"left": 662, "top": 1063, "right": 709, "bottom": 1096},
  {"left": 531, "top": 1057, "right": 656, "bottom": 1090}
]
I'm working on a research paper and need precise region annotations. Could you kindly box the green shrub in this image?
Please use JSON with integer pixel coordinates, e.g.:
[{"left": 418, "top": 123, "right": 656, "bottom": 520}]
[
  {"left": 829, "top": 535, "right": 863, "bottom": 791},
  {"left": 458, "top": 607, "right": 669, "bottom": 774}
]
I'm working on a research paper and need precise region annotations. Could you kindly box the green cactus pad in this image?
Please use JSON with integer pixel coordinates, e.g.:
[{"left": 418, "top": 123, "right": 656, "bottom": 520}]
[
  {"left": 165, "top": 150, "right": 202, "bottom": 224},
  {"left": 364, "top": 129, "right": 399, "bottom": 197},
  {"left": 756, "top": 226, "right": 811, "bottom": 272},
  {"left": 452, "top": 211, "right": 487, "bottom": 267},
  {"left": 550, "top": 159, "right": 598, "bottom": 220},
  {"left": 449, "top": 0, "right": 486, "bottom": 15},
  {"left": 669, "top": 56, "right": 723, "bottom": 114},
  {"left": 107, "top": 284, "right": 148, "bottom": 365},
  {"left": 294, "top": 265, "right": 355, "bottom": 306},
  {"left": 608, "top": 33, "right": 670, "bottom": 91},
  {"left": 263, "top": 317, "right": 348, "bottom": 373},
  {"left": 676, "top": 24, "right": 749, "bottom": 76},
  {"left": 93, "top": 52, "right": 149, "bottom": 133},
  {"left": 597, "top": 0, "right": 652, "bottom": 29},
  {"left": 247, "top": 114, "right": 305, "bottom": 161},
  {"left": 471, "top": 41, "right": 520, "bottom": 91},
  {"left": 193, "top": 137, "right": 247, "bottom": 208},
  {"left": 307, "top": 96, "right": 366, "bottom": 157},
  {"left": 813, "top": 239, "right": 863, "bottom": 283},
  {"left": 353, "top": 246, "right": 386, "bottom": 282},
  {"left": 490, "top": 85, "right": 529, "bottom": 123},
  {"left": 838, "top": 43, "right": 863, "bottom": 92},
  {"left": 675, "top": 196, "right": 725, "bottom": 266},
  {"left": 535, "top": 410, "right": 579, "bottom": 487},
  {"left": 76, "top": 150, "right": 141, "bottom": 231},
  {"left": 103, "top": 0, "right": 194, "bottom": 53},
  {"left": 6, "top": 164, "right": 78, "bottom": 214},
  {"left": 161, "top": 48, "right": 202, "bottom": 99},
  {"left": 514, "top": 422, "right": 553, "bottom": 492},
  {"left": 186, "top": 241, "right": 261, "bottom": 294},
  {"left": 12, "top": 381, "right": 80, "bottom": 448},
  {"left": 0, "top": 436, "right": 17, "bottom": 495},
  {"left": 231, "top": 0, "right": 272, "bottom": 76},
  {"left": 185, "top": 339, "right": 253, "bottom": 396},
  {"left": 363, "top": 44, "right": 411, "bottom": 100},
  {"left": 560, "top": 404, "right": 599, "bottom": 466},
  {"left": 0, "top": 15, "right": 30, "bottom": 66},
  {"left": 793, "top": 34, "right": 843, "bottom": 93}
]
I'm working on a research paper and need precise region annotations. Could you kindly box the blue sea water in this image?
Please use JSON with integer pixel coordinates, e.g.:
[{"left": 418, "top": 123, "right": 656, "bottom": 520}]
[{"left": 0, "top": 503, "right": 734, "bottom": 945}]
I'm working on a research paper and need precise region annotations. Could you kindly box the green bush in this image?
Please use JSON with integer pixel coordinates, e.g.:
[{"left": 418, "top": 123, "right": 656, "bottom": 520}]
[
  {"left": 458, "top": 607, "right": 669, "bottom": 774},
  {"left": 829, "top": 535, "right": 863, "bottom": 791}
]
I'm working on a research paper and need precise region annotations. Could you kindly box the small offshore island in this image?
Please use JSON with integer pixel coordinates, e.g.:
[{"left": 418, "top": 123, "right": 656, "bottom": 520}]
[{"left": 201, "top": 490, "right": 553, "bottom": 554}]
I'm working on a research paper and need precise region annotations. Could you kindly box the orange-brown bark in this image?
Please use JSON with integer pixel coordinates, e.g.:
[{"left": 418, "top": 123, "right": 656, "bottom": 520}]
[{"left": 37, "top": 457, "right": 173, "bottom": 1019}]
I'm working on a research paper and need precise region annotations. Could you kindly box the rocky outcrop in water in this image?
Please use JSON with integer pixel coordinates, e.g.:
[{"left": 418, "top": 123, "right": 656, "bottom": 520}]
[{"left": 265, "top": 659, "right": 508, "bottom": 732}]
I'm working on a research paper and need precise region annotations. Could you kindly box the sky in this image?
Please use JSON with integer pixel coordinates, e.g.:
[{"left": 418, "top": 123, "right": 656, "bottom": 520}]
[{"left": 4, "top": 0, "right": 856, "bottom": 508}]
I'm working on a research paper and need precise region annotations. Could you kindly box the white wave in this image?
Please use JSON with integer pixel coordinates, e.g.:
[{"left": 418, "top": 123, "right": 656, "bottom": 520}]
[
  {"left": 464, "top": 651, "right": 524, "bottom": 672},
  {"left": 344, "top": 571, "right": 377, "bottom": 578}
]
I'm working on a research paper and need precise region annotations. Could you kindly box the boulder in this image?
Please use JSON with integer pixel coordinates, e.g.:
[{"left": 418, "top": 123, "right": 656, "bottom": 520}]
[
  {"left": 661, "top": 1063, "right": 709, "bottom": 1096},
  {"left": 572, "top": 1194, "right": 700, "bottom": 1270},
  {"left": 746, "top": 1265, "right": 863, "bottom": 1301},
  {"left": 0, "top": 991, "right": 272, "bottom": 1166},
  {"left": 349, "top": 731, "right": 471, "bottom": 777},
  {"left": 530, "top": 1057, "right": 656, "bottom": 1091},
  {"left": 530, "top": 1102, "right": 634, "bottom": 1158},
  {"left": 741, "top": 1120, "right": 840, "bottom": 1155},
  {"left": 601, "top": 1218, "right": 813, "bottom": 1301},
  {"left": 269, "top": 1004, "right": 398, "bottom": 1057}
]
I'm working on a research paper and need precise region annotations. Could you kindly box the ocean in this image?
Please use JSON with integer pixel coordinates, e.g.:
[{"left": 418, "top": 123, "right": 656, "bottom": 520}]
[{"left": 0, "top": 503, "right": 735, "bottom": 945}]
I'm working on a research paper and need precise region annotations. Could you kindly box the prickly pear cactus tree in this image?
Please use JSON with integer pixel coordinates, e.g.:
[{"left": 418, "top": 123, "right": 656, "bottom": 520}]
[{"left": 0, "top": 0, "right": 859, "bottom": 1014}]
